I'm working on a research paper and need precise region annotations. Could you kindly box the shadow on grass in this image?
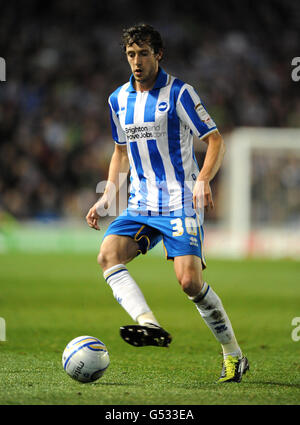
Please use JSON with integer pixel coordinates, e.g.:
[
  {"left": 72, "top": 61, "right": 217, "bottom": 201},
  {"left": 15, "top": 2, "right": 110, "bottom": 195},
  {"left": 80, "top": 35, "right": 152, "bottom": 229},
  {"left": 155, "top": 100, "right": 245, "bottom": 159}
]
[
  {"left": 92, "top": 382, "right": 141, "bottom": 387},
  {"left": 249, "top": 381, "right": 300, "bottom": 389},
  {"left": 173, "top": 379, "right": 300, "bottom": 391}
]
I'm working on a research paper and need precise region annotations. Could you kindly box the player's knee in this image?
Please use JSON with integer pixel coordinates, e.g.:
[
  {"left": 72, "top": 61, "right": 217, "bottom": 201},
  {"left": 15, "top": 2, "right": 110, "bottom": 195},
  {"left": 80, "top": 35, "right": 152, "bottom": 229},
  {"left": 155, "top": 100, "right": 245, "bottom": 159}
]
[
  {"left": 97, "top": 250, "right": 106, "bottom": 269},
  {"left": 97, "top": 240, "right": 127, "bottom": 270},
  {"left": 178, "top": 273, "right": 203, "bottom": 297},
  {"left": 178, "top": 274, "right": 193, "bottom": 293},
  {"left": 97, "top": 248, "right": 118, "bottom": 270}
]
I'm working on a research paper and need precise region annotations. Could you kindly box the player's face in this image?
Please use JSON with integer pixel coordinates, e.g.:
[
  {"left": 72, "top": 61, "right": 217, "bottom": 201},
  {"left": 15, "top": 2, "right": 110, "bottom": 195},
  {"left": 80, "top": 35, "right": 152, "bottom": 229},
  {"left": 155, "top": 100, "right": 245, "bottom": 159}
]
[{"left": 126, "top": 42, "right": 162, "bottom": 91}]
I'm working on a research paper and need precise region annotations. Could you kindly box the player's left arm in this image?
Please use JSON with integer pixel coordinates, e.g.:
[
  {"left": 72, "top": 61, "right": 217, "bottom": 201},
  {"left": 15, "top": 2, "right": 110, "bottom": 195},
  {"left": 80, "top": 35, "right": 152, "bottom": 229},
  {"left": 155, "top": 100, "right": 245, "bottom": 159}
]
[
  {"left": 176, "top": 84, "right": 225, "bottom": 210},
  {"left": 193, "top": 130, "right": 225, "bottom": 211}
]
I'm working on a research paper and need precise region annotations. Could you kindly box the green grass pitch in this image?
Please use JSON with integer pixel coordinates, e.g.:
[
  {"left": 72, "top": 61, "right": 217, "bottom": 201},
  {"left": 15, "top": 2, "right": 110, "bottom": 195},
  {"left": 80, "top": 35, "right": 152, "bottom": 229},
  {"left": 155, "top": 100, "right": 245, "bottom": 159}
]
[{"left": 0, "top": 252, "right": 299, "bottom": 405}]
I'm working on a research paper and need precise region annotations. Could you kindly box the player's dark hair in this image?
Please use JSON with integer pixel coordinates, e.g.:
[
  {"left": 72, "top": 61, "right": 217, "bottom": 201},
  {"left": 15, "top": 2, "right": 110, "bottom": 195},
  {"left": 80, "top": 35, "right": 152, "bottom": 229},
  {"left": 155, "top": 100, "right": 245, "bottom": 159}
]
[{"left": 121, "top": 23, "right": 164, "bottom": 57}]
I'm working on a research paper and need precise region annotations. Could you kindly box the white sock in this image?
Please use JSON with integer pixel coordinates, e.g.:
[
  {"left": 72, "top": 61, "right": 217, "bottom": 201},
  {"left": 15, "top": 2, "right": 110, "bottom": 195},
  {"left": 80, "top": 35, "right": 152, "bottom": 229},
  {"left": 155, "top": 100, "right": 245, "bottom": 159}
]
[
  {"left": 103, "top": 264, "right": 152, "bottom": 322},
  {"left": 189, "top": 282, "right": 242, "bottom": 358},
  {"left": 136, "top": 311, "right": 160, "bottom": 327}
]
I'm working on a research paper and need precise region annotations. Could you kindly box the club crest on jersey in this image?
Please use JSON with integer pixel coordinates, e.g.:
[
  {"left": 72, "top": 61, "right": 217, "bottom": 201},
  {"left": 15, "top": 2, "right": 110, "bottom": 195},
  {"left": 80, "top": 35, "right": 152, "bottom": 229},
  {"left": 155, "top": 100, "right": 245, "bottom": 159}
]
[{"left": 157, "top": 101, "right": 169, "bottom": 113}]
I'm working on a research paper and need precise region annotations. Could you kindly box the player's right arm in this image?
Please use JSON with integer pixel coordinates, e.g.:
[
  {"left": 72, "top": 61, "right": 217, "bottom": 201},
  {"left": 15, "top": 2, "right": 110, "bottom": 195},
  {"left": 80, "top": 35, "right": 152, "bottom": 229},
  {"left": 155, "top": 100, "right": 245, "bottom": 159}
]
[{"left": 86, "top": 144, "right": 129, "bottom": 230}]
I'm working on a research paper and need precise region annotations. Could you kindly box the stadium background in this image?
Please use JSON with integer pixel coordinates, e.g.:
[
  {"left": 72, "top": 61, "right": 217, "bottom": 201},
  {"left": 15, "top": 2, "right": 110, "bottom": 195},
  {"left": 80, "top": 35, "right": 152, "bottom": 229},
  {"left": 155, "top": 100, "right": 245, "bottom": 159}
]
[{"left": 1, "top": 0, "right": 300, "bottom": 258}]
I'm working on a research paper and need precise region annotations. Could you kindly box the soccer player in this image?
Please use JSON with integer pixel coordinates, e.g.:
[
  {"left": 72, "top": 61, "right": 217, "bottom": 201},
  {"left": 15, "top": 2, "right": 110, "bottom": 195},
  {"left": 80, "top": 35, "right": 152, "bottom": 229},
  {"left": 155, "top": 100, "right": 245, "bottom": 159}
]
[{"left": 86, "top": 24, "right": 249, "bottom": 383}]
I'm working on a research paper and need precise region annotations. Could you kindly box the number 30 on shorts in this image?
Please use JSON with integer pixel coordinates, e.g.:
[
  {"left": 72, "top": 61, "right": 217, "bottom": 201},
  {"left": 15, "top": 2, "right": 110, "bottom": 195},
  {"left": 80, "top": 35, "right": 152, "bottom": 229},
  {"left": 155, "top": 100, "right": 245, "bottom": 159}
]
[{"left": 170, "top": 217, "right": 198, "bottom": 237}]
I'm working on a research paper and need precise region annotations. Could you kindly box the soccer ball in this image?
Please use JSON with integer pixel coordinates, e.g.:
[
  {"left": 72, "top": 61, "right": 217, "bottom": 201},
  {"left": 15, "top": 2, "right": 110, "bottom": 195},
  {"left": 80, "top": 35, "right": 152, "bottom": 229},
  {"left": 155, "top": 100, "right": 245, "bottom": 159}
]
[{"left": 62, "top": 336, "right": 110, "bottom": 383}]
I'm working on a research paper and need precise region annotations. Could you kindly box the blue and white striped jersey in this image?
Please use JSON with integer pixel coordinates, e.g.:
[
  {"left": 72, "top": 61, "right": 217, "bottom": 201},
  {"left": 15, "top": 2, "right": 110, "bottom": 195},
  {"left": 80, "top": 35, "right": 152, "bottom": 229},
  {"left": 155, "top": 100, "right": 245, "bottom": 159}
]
[{"left": 108, "top": 67, "right": 218, "bottom": 213}]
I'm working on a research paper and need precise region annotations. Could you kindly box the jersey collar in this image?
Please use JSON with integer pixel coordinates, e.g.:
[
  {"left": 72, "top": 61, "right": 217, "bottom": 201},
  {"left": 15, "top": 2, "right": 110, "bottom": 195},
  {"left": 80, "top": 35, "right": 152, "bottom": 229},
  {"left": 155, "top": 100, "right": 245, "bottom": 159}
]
[{"left": 127, "top": 67, "right": 169, "bottom": 92}]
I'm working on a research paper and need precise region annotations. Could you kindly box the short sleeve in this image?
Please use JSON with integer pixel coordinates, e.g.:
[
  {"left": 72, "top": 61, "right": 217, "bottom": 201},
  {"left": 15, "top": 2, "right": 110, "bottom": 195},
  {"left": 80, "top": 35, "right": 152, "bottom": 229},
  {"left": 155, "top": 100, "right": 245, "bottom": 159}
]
[
  {"left": 176, "top": 84, "right": 218, "bottom": 139},
  {"left": 108, "top": 96, "right": 126, "bottom": 145}
]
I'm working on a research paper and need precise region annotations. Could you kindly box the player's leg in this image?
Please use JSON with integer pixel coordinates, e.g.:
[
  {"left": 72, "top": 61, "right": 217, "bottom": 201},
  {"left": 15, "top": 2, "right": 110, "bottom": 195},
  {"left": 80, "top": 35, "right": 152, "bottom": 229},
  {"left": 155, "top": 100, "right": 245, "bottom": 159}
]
[
  {"left": 98, "top": 233, "right": 139, "bottom": 270},
  {"left": 173, "top": 254, "right": 248, "bottom": 382},
  {"left": 98, "top": 229, "right": 171, "bottom": 347},
  {"left": 174, "top": 254, "right": 241, "bottom": 355},
  {"left": 159, "top": 210, "right": 248, "bottom": 382},
  {"left": 98, "top": 234, "right": 159, "bottom": 326},
  {"left": 173, "top": 254, "right": 204, "bottom": 297}
]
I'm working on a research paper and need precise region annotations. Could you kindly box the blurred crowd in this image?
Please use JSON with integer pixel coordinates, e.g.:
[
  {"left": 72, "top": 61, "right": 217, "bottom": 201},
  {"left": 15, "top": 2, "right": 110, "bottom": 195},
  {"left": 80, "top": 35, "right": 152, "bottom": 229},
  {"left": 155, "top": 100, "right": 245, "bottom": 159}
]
[
  {"left": 0, "top": 0, "right": 299, "bottom": 222},
  {"left": 251, "top": 153, "right": 300, "bottom": 227}
]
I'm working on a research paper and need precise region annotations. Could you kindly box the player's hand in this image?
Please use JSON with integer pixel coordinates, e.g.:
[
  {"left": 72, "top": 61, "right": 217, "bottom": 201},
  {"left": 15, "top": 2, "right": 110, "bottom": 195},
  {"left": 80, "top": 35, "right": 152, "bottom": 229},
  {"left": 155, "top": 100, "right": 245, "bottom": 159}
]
[
  {"left": 86, "top": 196, "right": 110, "bottom": 231},
  {"left": 86, "top": 205, "right": 101, "bottom": 230},
  {"left": 193, "top": 179, "right": 214, "bottom": 211}
]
